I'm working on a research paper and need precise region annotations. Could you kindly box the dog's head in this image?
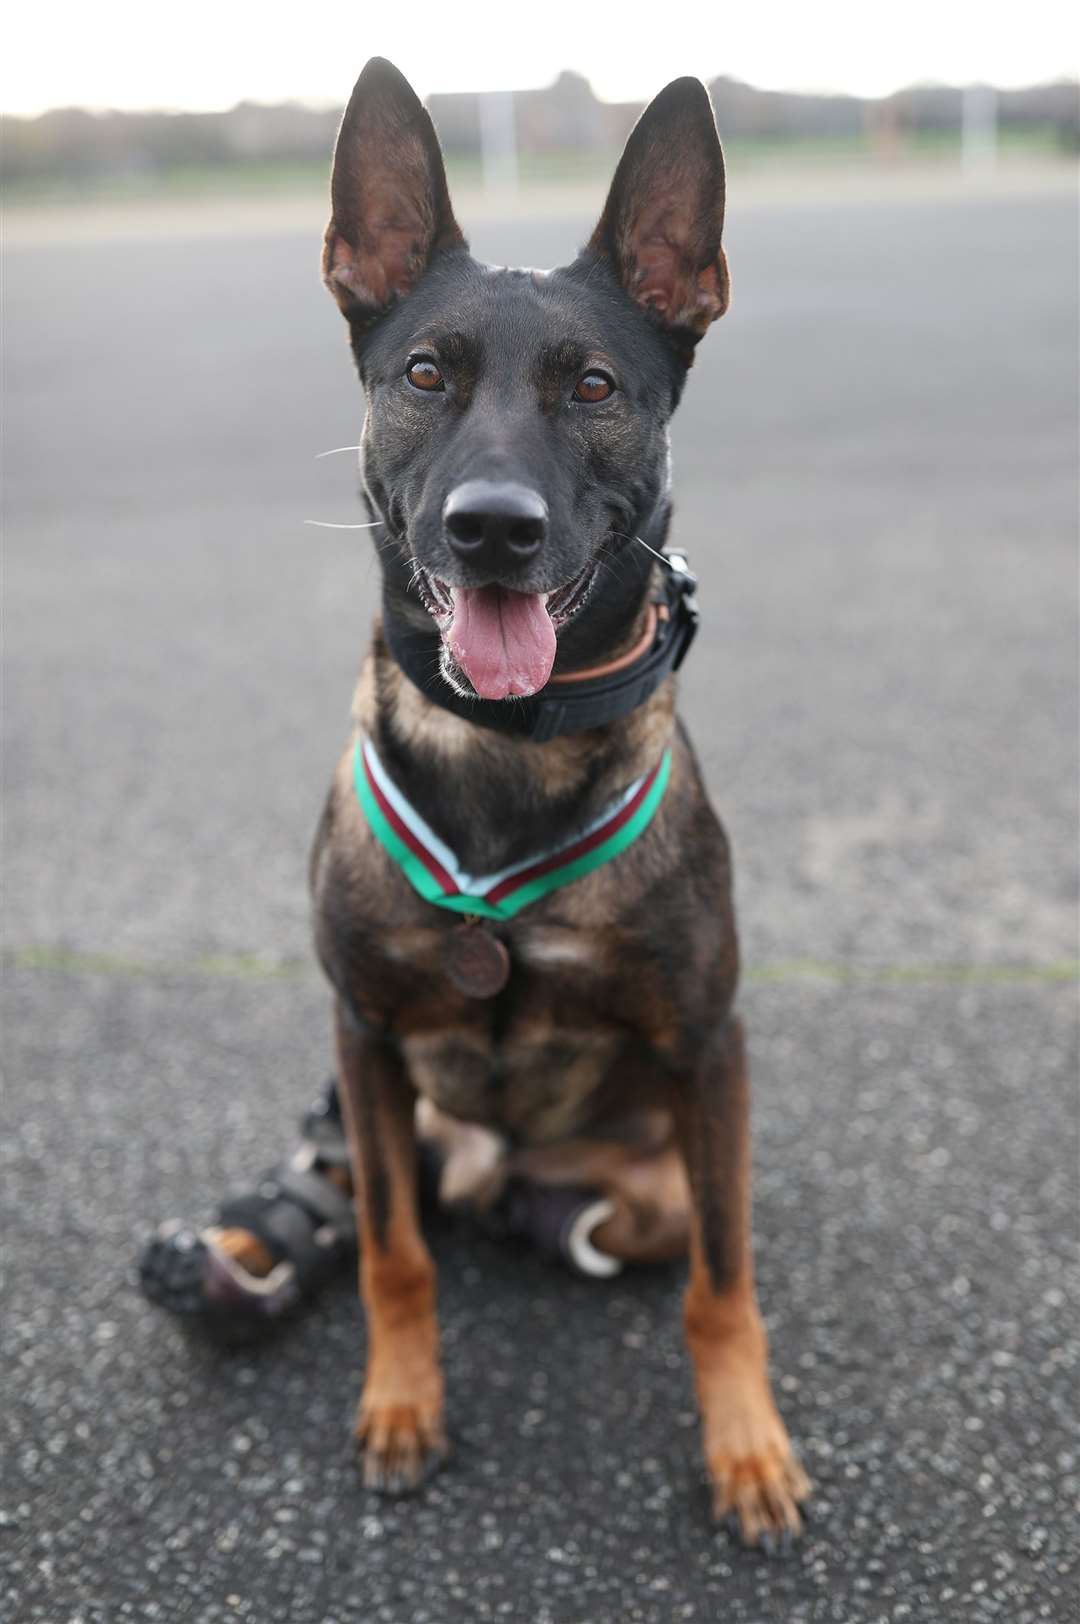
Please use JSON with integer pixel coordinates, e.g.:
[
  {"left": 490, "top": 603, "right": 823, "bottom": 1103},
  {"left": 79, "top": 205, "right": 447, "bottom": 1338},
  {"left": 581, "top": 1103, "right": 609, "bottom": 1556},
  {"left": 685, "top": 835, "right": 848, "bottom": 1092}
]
[{"left": 323, "top": 58, "right": 728, "bottom": 701}]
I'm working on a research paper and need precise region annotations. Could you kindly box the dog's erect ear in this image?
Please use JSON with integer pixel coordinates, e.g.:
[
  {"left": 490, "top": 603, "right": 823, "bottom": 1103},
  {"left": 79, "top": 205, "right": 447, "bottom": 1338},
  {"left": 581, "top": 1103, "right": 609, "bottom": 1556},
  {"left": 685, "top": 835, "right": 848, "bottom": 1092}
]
[
  {"left": 323, "top": 58, "right": 465, "bottom": 319},
  {"left": 588, "top": 77, "right": 729, "bottom": 342}
]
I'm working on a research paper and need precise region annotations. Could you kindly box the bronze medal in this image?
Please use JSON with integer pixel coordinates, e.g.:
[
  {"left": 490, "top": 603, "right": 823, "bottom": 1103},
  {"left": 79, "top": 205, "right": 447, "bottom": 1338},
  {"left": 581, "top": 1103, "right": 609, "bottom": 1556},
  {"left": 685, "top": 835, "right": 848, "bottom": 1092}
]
[{"left": 444, "top": 920, "right": 511, "bottom": 998}]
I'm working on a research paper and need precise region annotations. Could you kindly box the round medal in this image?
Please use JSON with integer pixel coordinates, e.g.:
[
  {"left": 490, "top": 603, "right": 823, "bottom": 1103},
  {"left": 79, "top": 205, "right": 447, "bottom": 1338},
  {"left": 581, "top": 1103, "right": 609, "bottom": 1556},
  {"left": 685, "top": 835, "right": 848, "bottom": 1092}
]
[{"left": 444, "top": 922, "right": 511, "bottom": 998}]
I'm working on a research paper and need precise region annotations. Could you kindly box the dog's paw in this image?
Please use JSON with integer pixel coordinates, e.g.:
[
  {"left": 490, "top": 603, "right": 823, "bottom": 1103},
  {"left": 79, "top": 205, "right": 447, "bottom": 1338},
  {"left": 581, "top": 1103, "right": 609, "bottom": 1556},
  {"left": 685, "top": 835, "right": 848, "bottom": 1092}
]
[
  {"left": 707, "top": 1437, "right": 810, "bottom": 1551},
  {"left": 355, "top": 1399, "right": 448, "bottom": 1495}
]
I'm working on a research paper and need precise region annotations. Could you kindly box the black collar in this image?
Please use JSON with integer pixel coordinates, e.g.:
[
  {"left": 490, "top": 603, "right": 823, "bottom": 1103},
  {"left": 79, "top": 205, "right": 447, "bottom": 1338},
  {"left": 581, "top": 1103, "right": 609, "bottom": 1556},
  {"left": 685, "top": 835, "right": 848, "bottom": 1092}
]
[{"left": 383, "top": 550, "right": 699, "bottom": 743}]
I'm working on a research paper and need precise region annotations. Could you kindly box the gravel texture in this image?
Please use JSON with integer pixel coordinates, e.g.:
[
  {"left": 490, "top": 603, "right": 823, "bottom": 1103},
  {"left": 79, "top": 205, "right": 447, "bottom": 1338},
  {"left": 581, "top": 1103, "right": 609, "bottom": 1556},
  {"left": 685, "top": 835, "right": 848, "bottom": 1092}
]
[
  {"left": 3, "top": 973, "right": 1077, "bottom": 1622},
  {"left": 4, "top": 177, "right": 1077, "bottom": 1621}
]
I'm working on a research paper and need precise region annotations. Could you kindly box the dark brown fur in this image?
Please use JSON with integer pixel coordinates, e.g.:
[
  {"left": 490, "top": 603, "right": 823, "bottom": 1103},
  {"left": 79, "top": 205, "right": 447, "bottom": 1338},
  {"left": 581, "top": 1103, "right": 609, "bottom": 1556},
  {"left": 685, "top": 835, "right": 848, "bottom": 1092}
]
[{"left": 304, "top": 58, "right": 810, "bottom": 1545}]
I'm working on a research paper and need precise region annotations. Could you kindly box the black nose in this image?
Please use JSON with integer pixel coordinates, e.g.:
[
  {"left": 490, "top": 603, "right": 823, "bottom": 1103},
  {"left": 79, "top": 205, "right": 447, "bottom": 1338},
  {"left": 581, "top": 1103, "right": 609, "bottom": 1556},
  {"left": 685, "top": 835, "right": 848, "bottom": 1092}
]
[{"left": 443, "top": 480, "right": 548, "bottom": 569}]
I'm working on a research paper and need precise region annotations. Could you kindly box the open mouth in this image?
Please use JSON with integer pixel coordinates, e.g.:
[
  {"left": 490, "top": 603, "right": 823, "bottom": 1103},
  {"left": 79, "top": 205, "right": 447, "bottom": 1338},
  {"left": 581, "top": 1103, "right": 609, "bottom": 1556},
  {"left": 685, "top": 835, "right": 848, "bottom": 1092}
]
[{"left": 414, "top": 564, "right": 596, "bottom": 701}]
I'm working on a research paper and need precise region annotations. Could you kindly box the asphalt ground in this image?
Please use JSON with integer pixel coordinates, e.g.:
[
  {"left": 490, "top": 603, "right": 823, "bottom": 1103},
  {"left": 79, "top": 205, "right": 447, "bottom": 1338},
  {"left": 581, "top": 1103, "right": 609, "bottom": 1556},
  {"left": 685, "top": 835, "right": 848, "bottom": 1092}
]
[{"left": 4, "top": 172, "right": 1078, "bottom": 1622}]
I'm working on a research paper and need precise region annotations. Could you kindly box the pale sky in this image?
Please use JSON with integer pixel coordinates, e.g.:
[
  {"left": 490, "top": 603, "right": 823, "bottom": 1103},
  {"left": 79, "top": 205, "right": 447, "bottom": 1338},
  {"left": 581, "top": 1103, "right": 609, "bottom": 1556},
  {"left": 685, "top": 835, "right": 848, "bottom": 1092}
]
[{"left": 2, "top": 0, "right": 1076, "bottom": 116}]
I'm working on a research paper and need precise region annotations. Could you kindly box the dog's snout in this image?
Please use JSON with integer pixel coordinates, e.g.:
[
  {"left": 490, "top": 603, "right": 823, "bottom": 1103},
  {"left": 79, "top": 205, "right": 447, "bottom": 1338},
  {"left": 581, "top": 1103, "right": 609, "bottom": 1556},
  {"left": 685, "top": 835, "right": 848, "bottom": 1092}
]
[{"left": 443, "top": 480, "right": 548, "bottom": 568}]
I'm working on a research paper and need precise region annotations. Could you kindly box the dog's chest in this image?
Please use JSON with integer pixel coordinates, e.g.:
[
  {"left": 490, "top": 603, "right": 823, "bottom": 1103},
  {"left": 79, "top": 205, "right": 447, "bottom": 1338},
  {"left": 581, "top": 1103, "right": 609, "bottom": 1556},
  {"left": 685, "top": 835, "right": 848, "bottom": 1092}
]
[
  {"left": 402, "top": 1020, "right": 620, "bottom": 1142},
  {"left": 394, "top": 924, "right": 651, "bottom": 1143}
]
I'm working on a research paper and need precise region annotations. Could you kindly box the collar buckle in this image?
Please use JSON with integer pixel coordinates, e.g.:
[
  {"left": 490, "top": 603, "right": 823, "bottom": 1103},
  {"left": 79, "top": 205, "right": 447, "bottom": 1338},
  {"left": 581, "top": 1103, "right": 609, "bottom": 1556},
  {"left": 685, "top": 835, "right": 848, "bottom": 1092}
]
[{"left": 661, "top": 549, "right": 699, "bottom": 672}]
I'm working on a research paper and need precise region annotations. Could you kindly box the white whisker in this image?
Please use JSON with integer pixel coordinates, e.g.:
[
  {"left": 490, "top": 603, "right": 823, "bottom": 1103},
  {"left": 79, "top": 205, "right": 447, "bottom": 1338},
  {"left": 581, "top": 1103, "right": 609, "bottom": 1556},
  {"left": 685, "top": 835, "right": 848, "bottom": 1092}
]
[
  {"left": 631, "top": 533, "right": 670, "bottom": 566},
  {"left": 609, "top": 529, "right": 684, "bottom": 577},
  {"left": 303, "top": 519, "right": 385, "bottom": 530},
  {"left": 315, "top": 445, "right": 363, "bottom": 459}
]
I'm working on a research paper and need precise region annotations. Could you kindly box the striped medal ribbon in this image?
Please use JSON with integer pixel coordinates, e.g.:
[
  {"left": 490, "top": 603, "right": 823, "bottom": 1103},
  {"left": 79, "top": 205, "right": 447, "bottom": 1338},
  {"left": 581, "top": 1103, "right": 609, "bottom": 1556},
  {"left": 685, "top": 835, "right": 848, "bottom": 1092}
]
[{"left": 354, "top": 734, "right": 672, "bottom": 922}]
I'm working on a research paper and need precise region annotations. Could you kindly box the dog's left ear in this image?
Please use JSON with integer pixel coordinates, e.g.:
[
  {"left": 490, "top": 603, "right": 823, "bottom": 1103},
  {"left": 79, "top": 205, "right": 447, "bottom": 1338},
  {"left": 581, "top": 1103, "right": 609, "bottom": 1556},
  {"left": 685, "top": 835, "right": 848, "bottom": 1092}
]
[
  {"left": 323, "top": 57, "right": 465, "bottom": 320},
  {"left": 588, "top": 77, "right": 729, "bottom": 342}
]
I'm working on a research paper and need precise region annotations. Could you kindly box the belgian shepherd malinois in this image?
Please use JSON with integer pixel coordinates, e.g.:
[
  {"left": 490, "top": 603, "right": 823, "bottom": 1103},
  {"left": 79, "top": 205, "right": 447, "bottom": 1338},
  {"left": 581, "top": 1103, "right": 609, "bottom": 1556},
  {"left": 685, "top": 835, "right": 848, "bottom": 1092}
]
[{"left": 307, "top": 57, "right": 809, "bottom": 1548}]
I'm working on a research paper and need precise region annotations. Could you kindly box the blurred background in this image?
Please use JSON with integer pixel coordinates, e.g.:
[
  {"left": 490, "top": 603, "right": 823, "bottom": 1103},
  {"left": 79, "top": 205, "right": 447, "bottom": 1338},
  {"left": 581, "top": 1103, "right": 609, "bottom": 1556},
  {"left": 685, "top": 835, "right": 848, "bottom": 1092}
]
[
  {"left": 4, "top": 5, "right": 1078, "bottom": 1622},
  {"left": 5, "top": 7, "right": 1079, "bottom": 210}
]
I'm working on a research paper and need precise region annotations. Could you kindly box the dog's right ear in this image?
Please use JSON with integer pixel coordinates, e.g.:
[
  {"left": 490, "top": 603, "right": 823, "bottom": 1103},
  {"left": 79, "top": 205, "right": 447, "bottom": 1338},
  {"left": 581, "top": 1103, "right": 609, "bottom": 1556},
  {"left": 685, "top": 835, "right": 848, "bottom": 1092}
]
[{"left": 323, "top": 58, "right": 465, "bottom": 321}]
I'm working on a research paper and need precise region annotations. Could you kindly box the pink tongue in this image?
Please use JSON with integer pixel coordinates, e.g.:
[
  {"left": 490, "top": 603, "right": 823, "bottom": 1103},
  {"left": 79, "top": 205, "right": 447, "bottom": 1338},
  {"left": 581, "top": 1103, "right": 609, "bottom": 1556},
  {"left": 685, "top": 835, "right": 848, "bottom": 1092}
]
[{"left": 448, "top": 585, "right": 557, "bottom": 700}]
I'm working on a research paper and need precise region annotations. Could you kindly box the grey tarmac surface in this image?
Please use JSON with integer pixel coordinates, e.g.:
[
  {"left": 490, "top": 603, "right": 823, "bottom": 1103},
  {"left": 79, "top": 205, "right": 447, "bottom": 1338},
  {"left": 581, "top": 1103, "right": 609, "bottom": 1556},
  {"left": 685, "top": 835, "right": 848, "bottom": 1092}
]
[{"left": 3, "top": 174, "right": 1078, "bottom": 1622}]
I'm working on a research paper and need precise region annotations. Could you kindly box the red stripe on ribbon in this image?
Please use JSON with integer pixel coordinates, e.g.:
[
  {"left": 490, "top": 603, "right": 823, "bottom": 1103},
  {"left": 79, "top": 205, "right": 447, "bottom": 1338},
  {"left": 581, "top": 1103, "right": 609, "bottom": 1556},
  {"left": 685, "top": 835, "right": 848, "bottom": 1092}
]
[
  {"left": 484, "top": 759, "right": 662, "bottom": 905},
  {"left": 362, "top": 749, "right": 459, "bottom": 898}
]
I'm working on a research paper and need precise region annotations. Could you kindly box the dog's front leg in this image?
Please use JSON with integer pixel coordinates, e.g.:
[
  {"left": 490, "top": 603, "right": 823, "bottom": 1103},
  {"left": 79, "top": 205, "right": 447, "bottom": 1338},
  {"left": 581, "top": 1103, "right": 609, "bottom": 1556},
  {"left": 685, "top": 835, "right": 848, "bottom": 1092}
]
[
  {"left": 676, "top": 1015, "right": 810, "bottom": 1548},
  {"left": 334, "top": 999, "right": 445, "bottom": 1491}
]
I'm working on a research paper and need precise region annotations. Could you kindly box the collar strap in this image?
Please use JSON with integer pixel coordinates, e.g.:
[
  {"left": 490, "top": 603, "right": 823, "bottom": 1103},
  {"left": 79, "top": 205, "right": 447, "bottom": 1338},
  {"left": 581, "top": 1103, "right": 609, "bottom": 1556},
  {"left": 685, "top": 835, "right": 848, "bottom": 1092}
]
[
  {"left": 354, "top": 734, "right": 672, "bottom": 921},
  {"left": 383, "top": 550, "right": 699, "bottom": 744},
  {"left": 548, "top": 601, "right": 660, "bottom": 684}
]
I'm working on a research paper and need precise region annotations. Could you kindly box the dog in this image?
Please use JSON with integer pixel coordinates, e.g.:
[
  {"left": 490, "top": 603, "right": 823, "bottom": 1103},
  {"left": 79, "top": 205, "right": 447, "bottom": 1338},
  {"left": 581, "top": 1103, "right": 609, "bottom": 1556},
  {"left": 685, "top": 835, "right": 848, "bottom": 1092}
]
[{"left": 308, "top": 56, "right": 810, "bottom": 1548}]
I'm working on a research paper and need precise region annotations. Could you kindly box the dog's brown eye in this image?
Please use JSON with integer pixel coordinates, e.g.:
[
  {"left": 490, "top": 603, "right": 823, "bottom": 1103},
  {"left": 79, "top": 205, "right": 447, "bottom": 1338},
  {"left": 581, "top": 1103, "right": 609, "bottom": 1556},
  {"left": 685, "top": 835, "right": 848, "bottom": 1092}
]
[
  {"left": 574, "top": 371, "right": 615, "bottom": 403},
  {"left": 406, "top": 357, "right": 444, "bottom": 392}
]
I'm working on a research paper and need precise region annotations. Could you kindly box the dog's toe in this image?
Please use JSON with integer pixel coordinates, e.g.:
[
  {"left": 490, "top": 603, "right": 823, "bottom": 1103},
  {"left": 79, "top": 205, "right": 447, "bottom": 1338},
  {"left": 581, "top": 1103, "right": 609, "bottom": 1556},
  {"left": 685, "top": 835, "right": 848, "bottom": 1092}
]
[
  {"left": 356, "top": 1401, "right": 447, "bottom": 1496},
  {"left": 710, "top": 1446, "right": 810, "bottom": 1552}
]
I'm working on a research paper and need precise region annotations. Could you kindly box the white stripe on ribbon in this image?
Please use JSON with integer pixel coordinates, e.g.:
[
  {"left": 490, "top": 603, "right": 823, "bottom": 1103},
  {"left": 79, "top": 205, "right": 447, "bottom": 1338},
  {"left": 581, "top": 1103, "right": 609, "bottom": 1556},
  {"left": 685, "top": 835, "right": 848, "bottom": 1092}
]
[{"left": 362, "top": 735, "right": 648, "bottom": 899}]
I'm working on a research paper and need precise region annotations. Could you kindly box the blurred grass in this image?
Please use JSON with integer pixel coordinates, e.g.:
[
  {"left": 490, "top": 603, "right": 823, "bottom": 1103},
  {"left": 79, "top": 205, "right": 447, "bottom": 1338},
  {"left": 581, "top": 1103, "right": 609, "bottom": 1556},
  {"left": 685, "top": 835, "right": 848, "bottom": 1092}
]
[{"left": 3, "top": 126, "right": 1069, "bottom": 209}]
